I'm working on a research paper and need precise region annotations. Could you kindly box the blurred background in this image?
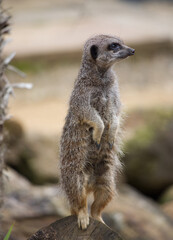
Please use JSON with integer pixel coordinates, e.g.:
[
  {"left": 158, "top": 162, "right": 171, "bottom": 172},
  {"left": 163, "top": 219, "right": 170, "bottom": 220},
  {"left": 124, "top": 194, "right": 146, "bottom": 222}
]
[{"left": 1, "top": 0, "right": 173, "bottom": 239}]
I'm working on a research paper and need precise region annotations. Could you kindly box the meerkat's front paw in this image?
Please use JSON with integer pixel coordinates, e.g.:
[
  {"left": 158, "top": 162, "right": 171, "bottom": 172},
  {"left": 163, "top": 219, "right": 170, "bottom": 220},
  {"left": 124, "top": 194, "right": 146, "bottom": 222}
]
[
  {"left": 95, "top": 142, "right": 101, "bottom": 150},
  {"left": 78, "top": 210, "right": 90, "bottom": 230},
  {"left": 107, "top": 129, "right": 115, "bottom": 149},
  {"left": 92, "top": 122, "right": 104, "bottom": 149},
  {"left": 108, "top": 141, "right": 114, "bottom": 150},
  {"left": 108, "top": 128, "right": 117, "bottom": 149},
  {"left": 108, "top": 118, "right": 119, "bottom": 149}
]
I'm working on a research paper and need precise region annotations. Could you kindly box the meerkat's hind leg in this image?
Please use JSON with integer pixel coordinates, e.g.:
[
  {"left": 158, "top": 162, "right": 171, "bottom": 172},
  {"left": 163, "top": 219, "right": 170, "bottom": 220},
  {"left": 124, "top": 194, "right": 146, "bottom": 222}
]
[
  {"left": 91, "top": 184, "right": 114, "bottom": 223},
  {"left": 70, "top": 191, "right": 89, "bottom": 230}
]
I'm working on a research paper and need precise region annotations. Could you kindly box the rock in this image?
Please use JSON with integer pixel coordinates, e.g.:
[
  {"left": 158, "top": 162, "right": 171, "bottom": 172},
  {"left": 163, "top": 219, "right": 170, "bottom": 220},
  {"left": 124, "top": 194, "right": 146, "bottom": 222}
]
[
  {"left": 3, "top": 168, "right": 69, "bottom": 219},
  {"left": 2, "top": 169, "right": 173, "bottom": 240},
  {"left": 25, "top": 135, "right": 59, "bottom": 184},
  {"left": 160, "top": 185, "right": 173, "bottom": 220},
  {"left": 28, "top": 216, "right": 123, "bottom": 240},
  {"left": 4, "top": 119, "right": 59, "bottom": 184},
  {"left": 103, "top": 185, "right": 173, "bottom": 240},
  {"left": 123, "top": 110, "right": 173, "bottom": 198},
  {"left": 4, "top": 119, "right": 34, "bottom": 167},
  {"left": 162, "top": 201, "right": 173, "bottom": 221},
  {"left": 3, "top": 166, "right": 31, "bottom": 194}
]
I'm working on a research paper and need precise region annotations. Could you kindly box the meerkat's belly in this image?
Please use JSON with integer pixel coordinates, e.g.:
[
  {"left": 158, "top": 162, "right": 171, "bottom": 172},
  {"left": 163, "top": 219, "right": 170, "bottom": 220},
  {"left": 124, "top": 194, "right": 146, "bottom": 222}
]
[{"left": 87, "top": 93, "right": 120, "bottom": 165}]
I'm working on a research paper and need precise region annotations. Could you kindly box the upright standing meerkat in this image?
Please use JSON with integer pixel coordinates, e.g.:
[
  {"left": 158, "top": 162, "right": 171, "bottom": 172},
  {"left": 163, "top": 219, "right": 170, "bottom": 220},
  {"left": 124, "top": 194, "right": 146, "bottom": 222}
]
[{"left": 59, "top": 34, "right": 135, "bottom": 230}]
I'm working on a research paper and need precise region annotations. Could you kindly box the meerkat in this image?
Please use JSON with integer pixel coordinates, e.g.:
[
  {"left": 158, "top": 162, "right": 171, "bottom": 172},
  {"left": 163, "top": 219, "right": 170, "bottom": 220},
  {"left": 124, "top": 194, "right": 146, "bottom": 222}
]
[{"left": 59, "top": 34, "right": 135, "bottom": 230}]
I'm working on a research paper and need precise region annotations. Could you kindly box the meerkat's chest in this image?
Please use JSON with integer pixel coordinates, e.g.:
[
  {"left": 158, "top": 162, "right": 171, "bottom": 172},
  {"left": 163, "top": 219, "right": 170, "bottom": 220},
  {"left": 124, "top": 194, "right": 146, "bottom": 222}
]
[
  {"left": 90, "top": 90, "right": 111, "bottom": 115},
  {"left": 91, "top": 90, "right": 108, "bottom": 104}
]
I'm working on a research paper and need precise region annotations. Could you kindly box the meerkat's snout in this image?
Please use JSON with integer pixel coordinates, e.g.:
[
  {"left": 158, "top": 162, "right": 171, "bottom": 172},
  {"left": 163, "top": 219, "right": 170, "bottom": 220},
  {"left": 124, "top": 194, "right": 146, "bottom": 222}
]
[
  {"left": 128, "top": 48, "right": 135, "bottom": 56},
  {"left": 115, "top": 45, "right": 135, "bottom": 61}
]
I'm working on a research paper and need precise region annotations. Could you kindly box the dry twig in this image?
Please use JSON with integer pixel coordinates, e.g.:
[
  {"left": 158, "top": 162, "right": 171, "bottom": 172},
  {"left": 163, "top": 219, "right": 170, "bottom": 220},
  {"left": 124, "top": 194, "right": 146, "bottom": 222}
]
[{"left": 0, "top": 1, "right": 32, "bottom": 218}]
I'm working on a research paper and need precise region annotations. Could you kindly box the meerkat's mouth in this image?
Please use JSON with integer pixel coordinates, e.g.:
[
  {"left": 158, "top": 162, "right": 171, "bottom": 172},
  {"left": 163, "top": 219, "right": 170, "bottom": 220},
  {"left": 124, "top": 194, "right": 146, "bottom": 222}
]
[
  {"left": 128, "top": 48, "right": 135, "bottom": 56},
  {"left": 116, "top": 48, "right": 135, "bottom": 60}
]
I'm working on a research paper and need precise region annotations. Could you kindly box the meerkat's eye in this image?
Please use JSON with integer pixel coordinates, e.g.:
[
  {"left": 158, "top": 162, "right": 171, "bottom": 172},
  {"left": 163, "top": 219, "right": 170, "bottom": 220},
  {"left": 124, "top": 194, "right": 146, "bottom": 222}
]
[{"left": 108, "top": 43, "right": 121, "bottom": 51}]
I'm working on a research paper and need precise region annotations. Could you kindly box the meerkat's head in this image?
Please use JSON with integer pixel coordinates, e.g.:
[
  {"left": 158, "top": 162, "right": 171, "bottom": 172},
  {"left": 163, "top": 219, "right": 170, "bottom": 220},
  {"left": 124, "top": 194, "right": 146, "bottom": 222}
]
[{"left": 83, "top": 34, "right": 135, "bottom": 69}]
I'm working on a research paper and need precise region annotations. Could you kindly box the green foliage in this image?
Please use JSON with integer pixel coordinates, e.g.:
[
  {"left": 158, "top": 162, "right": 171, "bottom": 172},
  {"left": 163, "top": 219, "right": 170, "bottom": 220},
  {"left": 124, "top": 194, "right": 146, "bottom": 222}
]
[
  {"left": 13, "top": 59, "right": 45, "bottom": 73},
  {"left": 123, "top": 108, "right": 173, "bottom": 198},
  {"left": 124, "top": 108, "right": 173, "bottom": 151},
  {"left": 4, "top": 224, "right": 14, "bottom": 240},
  {"left": 159, "top": 186, "right": 173, "bottom": 204}
]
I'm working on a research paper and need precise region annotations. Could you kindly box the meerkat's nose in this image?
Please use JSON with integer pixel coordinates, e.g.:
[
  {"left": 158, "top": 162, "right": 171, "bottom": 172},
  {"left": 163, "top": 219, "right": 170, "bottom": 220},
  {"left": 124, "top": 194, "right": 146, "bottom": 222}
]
[{"left": 129, "top": 48, "right": 135, "bottom": 55}]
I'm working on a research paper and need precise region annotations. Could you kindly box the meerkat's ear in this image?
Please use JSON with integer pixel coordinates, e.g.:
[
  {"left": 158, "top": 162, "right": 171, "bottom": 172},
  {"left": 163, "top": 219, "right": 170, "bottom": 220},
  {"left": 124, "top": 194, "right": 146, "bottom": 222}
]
[{"left": 90, "top": 45, "right": 98, "bottom": 60}]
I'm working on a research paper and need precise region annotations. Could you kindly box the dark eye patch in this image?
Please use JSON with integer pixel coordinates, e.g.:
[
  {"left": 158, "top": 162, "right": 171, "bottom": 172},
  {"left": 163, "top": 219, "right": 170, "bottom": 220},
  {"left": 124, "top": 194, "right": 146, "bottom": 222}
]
[
  {"left": 108, "top": 43, "right": 121, "bottom": 51},
  {"left": 90, "top": 45, "right": 98, "bottom": 60}
]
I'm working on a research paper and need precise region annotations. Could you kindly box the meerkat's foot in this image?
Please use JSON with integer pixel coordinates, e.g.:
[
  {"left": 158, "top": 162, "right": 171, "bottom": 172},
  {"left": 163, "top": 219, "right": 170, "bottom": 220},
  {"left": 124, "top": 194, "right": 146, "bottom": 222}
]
[{"left": 78, "top": 210, "right": 89, "bottom": 230}]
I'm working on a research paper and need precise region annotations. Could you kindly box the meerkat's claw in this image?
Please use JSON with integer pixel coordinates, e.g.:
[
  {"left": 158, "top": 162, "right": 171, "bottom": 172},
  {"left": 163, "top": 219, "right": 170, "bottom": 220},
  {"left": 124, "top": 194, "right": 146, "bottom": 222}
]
[
  {"left": 108, "top": 142, "right": 114, "bottom": 149},
  {"left": 78, "top": 211, "right": 90, "bottom": 230},
  {"left": 95, "top": 142, "right": 101, "bottom": 150}
]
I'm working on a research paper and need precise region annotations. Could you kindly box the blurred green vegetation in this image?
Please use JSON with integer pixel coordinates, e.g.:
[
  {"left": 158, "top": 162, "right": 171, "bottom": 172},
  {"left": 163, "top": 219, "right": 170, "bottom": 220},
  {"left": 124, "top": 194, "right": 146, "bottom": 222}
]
[
  {"left": 13, "top": 59, "right": 45, "bottom": 74},
  {"left": 159, "top": 185, "right": 173, "bottom": 204},
  {"left": 4, "top": 224, "right": 14, "bottom": 240},
  {"left": 125, "top": 108, "right": 173, "bottom": 149},
  {"left": 123, "top": 108, "right": 173, "bottom": 199},
  {"left": 12, "top": 52, "right": 81, "bottom": 74}
]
